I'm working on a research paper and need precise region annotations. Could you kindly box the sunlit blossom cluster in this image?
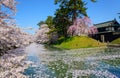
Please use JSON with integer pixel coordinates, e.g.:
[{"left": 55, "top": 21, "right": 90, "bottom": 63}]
[
  {"left": 67, "top": 16, "right": 98, "bottom": 36},
  {"left": 35, "top": 24, "right": 50, "bottom": 43},
  {"left": 0, "top": 25, "right": 33, "bottom": 55},
  {"left": 0, "top": 0, "right": 17, "bottom": 26},
  {"left": 0, "top": 0, "right": 16, "bottom": 11}
]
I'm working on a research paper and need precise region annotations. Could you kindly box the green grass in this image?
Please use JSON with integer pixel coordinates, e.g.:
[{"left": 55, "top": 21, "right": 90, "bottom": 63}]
[
  {"left": 54, "top": 36, "right": 105, "bottom": 49},
  {"left": 111, "top": 38, "right": 120, "bottom": 44}
]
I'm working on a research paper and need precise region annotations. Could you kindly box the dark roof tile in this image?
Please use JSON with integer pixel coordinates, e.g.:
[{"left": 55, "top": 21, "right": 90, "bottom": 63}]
[{"left": 94, "top": 19, "right": 120, "bottom": 28}]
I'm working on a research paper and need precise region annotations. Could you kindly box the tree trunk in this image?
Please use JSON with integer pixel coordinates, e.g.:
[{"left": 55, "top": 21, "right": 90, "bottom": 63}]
[{"left": 72, "top": 0, "right": 77, "bottom": 22}]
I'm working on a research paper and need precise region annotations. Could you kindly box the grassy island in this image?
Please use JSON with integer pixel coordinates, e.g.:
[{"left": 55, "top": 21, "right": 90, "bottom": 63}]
[
  {"left": 111, "top": 38, "right": 120, "bottom": 44},
  {"left": 54, "top": 36, "right": 105, "bottom": 49}
]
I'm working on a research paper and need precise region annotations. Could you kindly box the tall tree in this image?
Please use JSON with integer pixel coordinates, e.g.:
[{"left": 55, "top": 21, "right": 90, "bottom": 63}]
[
  {"left": 37, "top": 21, "right": 45, "bottom": 27},
  {"left": 54, "top": 0, "right": 96, "bottom": 37},
  {"left": 37, "top": 16, "right": 54, "bottom": 29},
  {"left": 45, "top": 16, "right": 54, "bottom": 28},
  {"left": 54, "top": 0, "right": 96, "bottom": 22},
  {"left": 0, "top": 0, "right": 17, "bottom": 26}
]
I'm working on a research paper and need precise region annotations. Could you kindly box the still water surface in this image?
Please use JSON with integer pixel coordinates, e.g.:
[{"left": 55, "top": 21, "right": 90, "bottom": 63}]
[{"left": 23, "top": 43, "right": 120, "bottom": 78}]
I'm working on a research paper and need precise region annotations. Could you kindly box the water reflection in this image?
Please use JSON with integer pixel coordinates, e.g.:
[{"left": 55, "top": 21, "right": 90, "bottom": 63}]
[{"left": 23, "top": 43, "right": 120, "bottom": 78}]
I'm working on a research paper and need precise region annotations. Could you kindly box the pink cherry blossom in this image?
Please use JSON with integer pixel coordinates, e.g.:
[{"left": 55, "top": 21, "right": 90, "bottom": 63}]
[{"left": 67, "top": 16, "right": 98, "bottom": 36}]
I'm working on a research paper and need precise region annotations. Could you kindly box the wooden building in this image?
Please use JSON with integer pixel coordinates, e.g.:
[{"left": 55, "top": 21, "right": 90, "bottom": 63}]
[{"left": 93, "top": 19, "right": 120, "bottom": 42}]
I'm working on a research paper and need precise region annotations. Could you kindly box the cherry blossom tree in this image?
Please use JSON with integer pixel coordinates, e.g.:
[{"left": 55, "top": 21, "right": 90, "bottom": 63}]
[
  {"left": 0, "top": 0, "right": 34, "bottom": 55},
  {"left": 0, "top": 0, "right": 17, "bottom": 26},
  {"left": 67, "top": 16, "right": 98, "bottom": 36}
]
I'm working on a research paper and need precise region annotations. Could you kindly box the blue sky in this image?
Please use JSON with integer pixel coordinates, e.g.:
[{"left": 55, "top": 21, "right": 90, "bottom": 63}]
[{"left": 15, "top": 0, "right": 120, "bottom": 34}]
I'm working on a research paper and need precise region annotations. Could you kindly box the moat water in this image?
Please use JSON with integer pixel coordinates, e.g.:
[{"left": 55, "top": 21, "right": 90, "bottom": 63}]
[{"left": 23, "top": 43, "right": 120, "bottom": 78}]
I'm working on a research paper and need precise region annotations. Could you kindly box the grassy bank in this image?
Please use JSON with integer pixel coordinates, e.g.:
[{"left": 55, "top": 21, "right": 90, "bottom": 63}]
[
  {"left": 111, "top": 38, "right": 120, "bottom": 44},
  {"left": 54, "top": 36, "right": 105, "bottom": 49}
]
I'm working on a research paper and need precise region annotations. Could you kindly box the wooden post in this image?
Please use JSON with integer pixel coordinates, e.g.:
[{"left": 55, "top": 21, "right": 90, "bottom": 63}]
[{"left": 101, "top": 35, "right": 105, "bottom": 43}]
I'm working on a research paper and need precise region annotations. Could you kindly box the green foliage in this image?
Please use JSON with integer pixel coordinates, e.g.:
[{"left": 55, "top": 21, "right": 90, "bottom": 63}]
[
  {"left": 53, "top": 0, "right": 96, "bottom": 37},
  {"left": 37, "top": 0, "right": 96, "bottom": 38},
  {"left": 45, "top": 16, "right": 54, "bottom": 28},
  {"left": 37, "top": 16, "right": 54, "bottom": 28},
  {"left": 55, "top": 36, "right": 105, "bottom": 49},
  {"left": 54, "top": 0, "right": 96, "bottom": 21},
  {"left": 55, "top": 36, "right": 71, "bottom": 44},
  {"left": 53, "top": 14, "right": 71, "bottom": 37},
  {"left": 37, "top": 21, "right": 45, "bottom": 27}
]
